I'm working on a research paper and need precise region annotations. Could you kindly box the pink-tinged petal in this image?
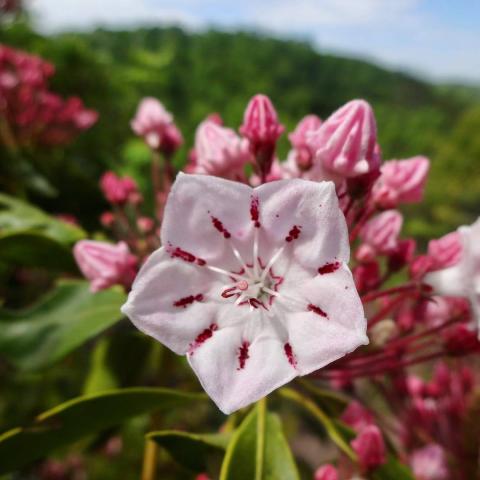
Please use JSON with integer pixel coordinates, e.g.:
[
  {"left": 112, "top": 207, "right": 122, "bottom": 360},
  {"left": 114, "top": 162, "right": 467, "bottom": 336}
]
[
  {"left": 282, "top": 264, "right": 367, "bottom": 375},
  {"left": 188, "top": 326, "right": 296, "bottom": 414},
  {"left": 255, "top": 179, "right": 350, "bottom": 269},
  {"left": 360, "top": 210, "right": 403, "bottom": 254},
  {"left": 121, "top": 248, "right": 226, "bottom": 354},
  {"left": 161, "top": 173, "right": 253, "bottom": 270}
]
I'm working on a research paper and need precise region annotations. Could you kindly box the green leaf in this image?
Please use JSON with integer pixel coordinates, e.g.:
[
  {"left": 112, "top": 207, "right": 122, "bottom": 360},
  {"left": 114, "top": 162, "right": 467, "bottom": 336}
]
[
  {"left": 0, "top": 193, "right": 85, "bottom": 244},
  {"left": 0, "top": 280, "right": 126, "bottom": 370},
  {"left": 0, "top": 387, "right": 205, "bottom": 474},
  {"left": 148, "top": 430, "right": 229, "bottom": 472},
  {"left": 0, "top": 231, "right": 78, "bottom": 272},
  {"left": 83, "top": 338, "right": 119, "bottom": 395},
  {"left": 373, "top": 457, "right": 416, "bottom": 480},
  {"left": 220, "top": 401, "right": 300, "bottom": 480}
]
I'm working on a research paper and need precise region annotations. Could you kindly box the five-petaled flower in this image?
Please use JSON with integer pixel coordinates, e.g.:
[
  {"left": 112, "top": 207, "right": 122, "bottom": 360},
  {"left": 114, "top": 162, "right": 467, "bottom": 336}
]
[{"left": 121, "top": 173, "right": 368, "bottom": 413}]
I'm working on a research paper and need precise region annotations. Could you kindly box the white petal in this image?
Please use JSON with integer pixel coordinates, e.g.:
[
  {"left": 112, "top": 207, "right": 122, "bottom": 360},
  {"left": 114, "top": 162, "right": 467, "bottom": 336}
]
[
  {"left": 255, "top": 179, "right": 349, "bottom": 272},
  {"left": 121, "top": 247, "right": 228, "bottom": 354},
  {"left": 188, "top": 325, "right": 296, "bottom": 414},
  {"left": 424, "top": 264, "right": 469, "bottom": 298},
  {"left": 161, "top": 173, "right": 254, "bottom": 270},
  {"left": 282, "top": 264, "right": 368, "bottom": 375}
]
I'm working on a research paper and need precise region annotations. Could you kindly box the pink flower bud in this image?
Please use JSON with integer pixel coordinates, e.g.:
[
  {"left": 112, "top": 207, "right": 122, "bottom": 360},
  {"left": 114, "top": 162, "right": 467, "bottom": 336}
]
[
  {"left": 289, "top": 115, "right": 322, "bottom": 171},
  {"left": 73, "top": 240, "right": 137, "bottom": 292},
  {"left": 387, "top": 238, "right": 416, "bottom": 272},
  {"left": 427, "top": 231, "right": 462, "bottom": 271},
  {"left": 137, "top": 216, "right": 155, "bottom": 233},
  {"left": 100, "top": 211, "right": 115, "bottom": 228},
  {"left": 353, "top": 260, "right": 380, "bottom": 294},
  {"left": 192, "top": 120, "right": 251, "bottom": 180},
  {"left": 360, "top": 210, "right": 403, "bottom": 255},
  {"left": 239, "top": 94, "right": 284, "bottom": 179},
  {"left": 314, "top": 464, "right": 339, "bottom": 480},
  {"left": 341, "top": 401, "right": 374, "bottom": 433},
  {"left": 100, "top": 171, "right": 138, "bottom": 205},
  {"left": 372, "top": 156, "right": 430, "bottom": 208},
  {"left": 351, "top": 425, "right": 386, "bottom": 471},
  {"left": 443, "top": 323, "right": 480, "bottom": 355},
  {"left": 131, "top": 97, "right": 183, "bottom": 154},
  {"left": 308, "top": 100, "right": 378, "bottom": 180},
  {"left": 410, "top": 444, "right": 448, "bottom": 480}
]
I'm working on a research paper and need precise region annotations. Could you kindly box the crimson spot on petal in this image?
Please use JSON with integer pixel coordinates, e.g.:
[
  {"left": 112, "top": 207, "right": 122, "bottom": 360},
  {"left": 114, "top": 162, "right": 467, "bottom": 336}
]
[
  {"left": 250, "top": 196, "right": 261, "bottom": 228},
  {"left": 173, "top": 294, "right": 203, "bottom": 308},
  {"left": 237, "top": 341, "right": 250, "bottom": 370},
  {"left": 318, "top": 261, "right": 340, "bottom": 275},
  {"left": 308, "top": 303, "right": 328, "bottom": 318},
  {"left": 211, "top": 216, "right": 231, "bottom": 238},
  {"left": 285, "top": 225, "right": 301, "bottom": 242},
  {"left": 284, "top": 342, "right": 297, "bottom": 368},
  {"left": 168, "top": 244, "right": 206, "bottom": 266},
  {"left": 189, "top": 323, "right": 218, "bottom": 354}
]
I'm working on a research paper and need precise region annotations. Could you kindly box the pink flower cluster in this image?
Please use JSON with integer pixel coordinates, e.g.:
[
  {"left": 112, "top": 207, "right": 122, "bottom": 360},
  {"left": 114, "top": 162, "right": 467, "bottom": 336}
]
[
  {"left": 73, "top": 93, "right": 480, "bottom": 479},
  {"left": 0, "top": 45, "right": 98, "bottom": 148}
]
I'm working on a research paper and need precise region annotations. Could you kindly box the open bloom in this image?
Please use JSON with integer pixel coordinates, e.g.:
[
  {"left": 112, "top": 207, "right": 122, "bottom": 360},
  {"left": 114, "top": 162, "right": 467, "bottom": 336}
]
[
  {"left": 74, "top": 240, "right": 138, "bottom": 292},
  {"left": 425, "top": 217, "right": 480, "bottom": 334},
  {"left": 122, "top": 174, "right": 367, "bottom": 413},
  {"left": 372, "top": 156, "right": 430, "bottom": 208},
  {"left": 190, "top": 120, "right": 251, "bottom": 180},
  {"left": 410, "top": 444, "right": 448, "bottom": 480}
]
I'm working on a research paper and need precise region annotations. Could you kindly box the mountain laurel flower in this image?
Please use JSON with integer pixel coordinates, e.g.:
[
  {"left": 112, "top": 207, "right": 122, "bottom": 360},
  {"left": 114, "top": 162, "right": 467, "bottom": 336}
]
[
  {"left": 74, "top": 240, "right": 138, "bottom": 292},
  {"left": 131, "top": 97, "right": 183, "bottom": 154},
  {"left": 239, "top": 94, "right": 285, "bottom": 179},
  {"left": 424, "top": 218, "right": 480, "bottom": 334},
  {"left": 314, "top": 464, "right": 339, "bottom": 480},
  {"left": 358, "top": 210, "right": 403, "bottom": 258},
  {"left": 100, "top": 171, "right": 138, "bottom": 205},
  {"left": 288, "top": 114, "right": 322, "bottom": 171},
  {"left": 341, "top": 401, "right": 375, "bottom": 433},
  {"left": 351, "top": 425, "right": 386, "bottom": 471},
  {"left": 307, "top": 100, "right": 378, "bottom": 183},
  {"left": 427, "top": 231, "right": 463, "bottom": 271},
  {"left": 121, "top": 173, "right": 368, "bottom": 413},
  {"left": 192, "top": 120, "right": 252, "bottom": 180},
  {"left": 410, "top": 444, "right": 448, "bottom": 480},
  {"left": 372, "top": 156, "right": 430, "bottom": 208}
]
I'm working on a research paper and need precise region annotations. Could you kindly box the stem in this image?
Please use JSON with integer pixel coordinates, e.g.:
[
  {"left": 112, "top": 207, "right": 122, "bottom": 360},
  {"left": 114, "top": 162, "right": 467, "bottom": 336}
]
[
  {"left": 141, "top": 439, "right": 158, "bottom": 480},
  {"left": 367, "top": 291, "right": 413, "bottom": 328},
  {"left": 349, "top": 204, "right": 374, "bottom": 243},
  {"left": 151, "top": 150, "right": 163, "bottom": 220},
  {"left": 361, "top": 283, "right": 417, "bottom": 303},
  {"left": 255, "top": 397, "right": 267, "bottom": 480}
]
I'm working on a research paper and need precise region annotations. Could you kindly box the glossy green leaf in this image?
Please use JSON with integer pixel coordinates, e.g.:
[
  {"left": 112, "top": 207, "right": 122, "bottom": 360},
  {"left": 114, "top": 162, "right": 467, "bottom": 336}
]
[
  {"left": 220, "top": 401, "right": 300, "bottom": 480},
  {"left": 0, "top": 231, "right": 78, "bottom": 271},
  {"left": 373, "top": 457, "right": 415, "bottom": 480},
  {"left": 83, "top": 338, "right": 119, "bottom": 395},
  {"left": 0, "top": 387, "right": 205, "bottom": 474},
  {"left": 0, "top": 193, "right": 85, "bottom": 244},
  {"left": 0, "top": 280, "right": 126, "bottom": 370},
  {"left": 148, "top": 430, "right": 229, "bottom": 471}
]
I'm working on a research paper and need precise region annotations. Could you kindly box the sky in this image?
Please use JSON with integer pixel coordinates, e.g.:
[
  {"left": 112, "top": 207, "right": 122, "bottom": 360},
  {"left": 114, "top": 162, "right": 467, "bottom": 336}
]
[{"left": 30, "top": 0, "right": 480, "bottom": 84}]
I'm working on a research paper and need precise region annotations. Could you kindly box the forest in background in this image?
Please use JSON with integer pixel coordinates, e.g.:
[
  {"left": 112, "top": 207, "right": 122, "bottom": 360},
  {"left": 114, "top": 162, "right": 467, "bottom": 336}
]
[{"left": 1, "top": 21, "right": 480, "bottom": 239}]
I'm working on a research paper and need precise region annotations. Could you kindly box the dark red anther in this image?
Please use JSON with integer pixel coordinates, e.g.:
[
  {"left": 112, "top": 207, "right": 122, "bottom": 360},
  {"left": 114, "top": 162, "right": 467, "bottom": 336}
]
[
  {"left": 308, "top": 303, "right": 328, "bottom": 318},
  {"left": 211, "top": 216, "right": 231, "bottom": 238},
  {"left": 285, "top": 225, "right": 301, "bottom": 242},
  {"left": 196, "top": 258, "right": 206, "bottom": 266},
  {"left": 173, "top": 293, "right": 204, "bottom": 308},
  {"left": 249, "top": 298, "right": 267, "bottom": 310},
  {"left": 221, "top": 286, "right": 238, "bottom": 298},
  {"left": 237, "top": 341, "right": 250, "bottom": 370},
  {"left": 284, "top": 342, "right": 297, "bottom": 368},
  {"left": 250, "top": 196, "right": 261, "bottom": 228},
  {"left": 318, "top": 261, "right": 341, "bottom": 275}
]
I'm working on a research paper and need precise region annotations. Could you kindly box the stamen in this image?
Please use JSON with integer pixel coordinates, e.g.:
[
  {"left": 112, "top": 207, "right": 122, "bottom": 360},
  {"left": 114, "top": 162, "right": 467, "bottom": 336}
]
[
  {"left": 253, "top": 227, "right": 259, "bottom": 277},
  {"left": 230, "top": 243, "right": 255, "bottom": 279},
  {"left": 260, "top": 246, "right": 285, "bottom": 283},
  {"left": 206, "top": 265, "right": 249, "bottom": 281}
]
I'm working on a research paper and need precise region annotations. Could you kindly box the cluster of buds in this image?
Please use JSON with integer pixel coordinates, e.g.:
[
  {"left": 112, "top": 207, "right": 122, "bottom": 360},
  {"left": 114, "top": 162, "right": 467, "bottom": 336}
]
[
  {"left": 0, "top": 45, "right": 98, "bottom": 149},
  {"left": 74, "top": 93, "right": 480, "bottom": 479}
]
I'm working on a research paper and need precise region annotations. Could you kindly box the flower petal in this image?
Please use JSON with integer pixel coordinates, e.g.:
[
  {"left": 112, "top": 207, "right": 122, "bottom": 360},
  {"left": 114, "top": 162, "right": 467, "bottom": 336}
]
[
  {"left": 255, "top": 179, "right": 349, "bottom": 271},
  {"left": 121, "top": 247, "right": 226, "bottom": 354},
  {"left": 282, "top": 264, "right": 368, "bottom": 375}
]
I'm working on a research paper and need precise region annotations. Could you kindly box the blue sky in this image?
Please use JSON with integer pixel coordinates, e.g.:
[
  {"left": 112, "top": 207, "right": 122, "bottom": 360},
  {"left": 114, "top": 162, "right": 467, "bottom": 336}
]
[{"left": 32, "top": 0, "right": 480, "bottom": 83}]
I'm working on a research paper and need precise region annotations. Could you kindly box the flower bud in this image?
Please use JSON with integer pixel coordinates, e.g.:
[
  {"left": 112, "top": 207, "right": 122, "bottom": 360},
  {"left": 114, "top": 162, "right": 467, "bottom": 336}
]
[
  {"left": 308, "top": 100, "right": 378, "bottom": 181},
  {"left": 351, "top": 425, "right": 386, "bottom": 471},
  {"left": 360, "top": 210, "right": 403, "bottom": 255},
  {"left": 73, "top": 240, "right": 137, "bottom": 292},
  {"left": 427, "top": 231, "right": 462, "bottom": 271},
  {"left": 341, "top": 401, "right": 374, "bottom": 432},
  {"left": 289, "top": 114, "right": 322, "bottom": 171},
  {"left": 240, "top": 94, "right": 284, "bottom": 179},
  {"left": 372, "top": 156, "right": 430, "bottom": 208},
  {"left": 314, "top": 464, "right": 339, "bottom": 480},
  {"left": 100, "top": 172, "right": 138, "bottom": 205},
  {"left": 100, "top": 211, "right": 115, "bottom": 228},
  {"left": 353, "top": 261, "right": 380, "bottom": 294}
]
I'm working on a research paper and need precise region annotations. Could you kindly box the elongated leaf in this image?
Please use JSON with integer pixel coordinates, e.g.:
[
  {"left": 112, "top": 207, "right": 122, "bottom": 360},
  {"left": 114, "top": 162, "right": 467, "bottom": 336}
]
[
  {"left": 0, "top": 193, "right": 85, "bottom": 245},
  {"left": 148, "top": 430, "right": 229, "bottom": 471},
  {"left": 0, "top": 231, "right": 78, "bottom": 271},
  {"left": 0, "top": 387, "right": 205, "bottom": 474},
  {"left": 373, "top": 458, "right": 416, "bottom": 480},
  {"left": 0, "top": 280, "right": 126, "bottom": 370},
  {"left": 220, "top": 402, "right": 300, "bottom": 480}
]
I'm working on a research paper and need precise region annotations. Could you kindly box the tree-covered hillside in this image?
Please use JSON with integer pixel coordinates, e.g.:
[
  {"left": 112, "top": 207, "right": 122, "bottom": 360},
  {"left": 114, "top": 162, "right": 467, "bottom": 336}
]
[{"left": 1, "top": 23, "right": 479, "bottom": 238}]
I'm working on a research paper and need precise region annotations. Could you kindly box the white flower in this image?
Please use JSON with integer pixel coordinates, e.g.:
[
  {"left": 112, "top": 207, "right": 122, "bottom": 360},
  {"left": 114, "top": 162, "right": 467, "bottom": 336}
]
[
  {"left": 425, "top": 217, "right": 480, "bottom": 336},
  {"left": 121, "top": 173, "right": 368, "bottom": 413}
]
